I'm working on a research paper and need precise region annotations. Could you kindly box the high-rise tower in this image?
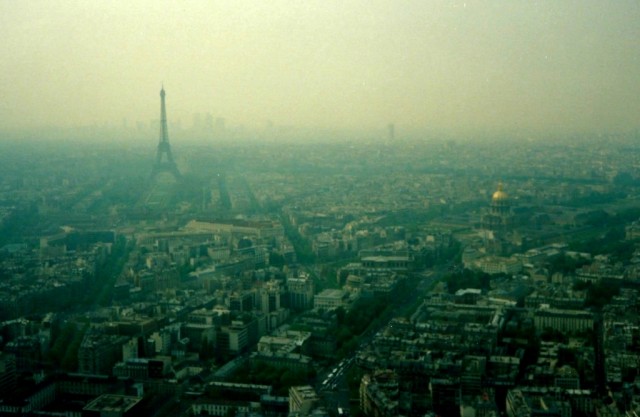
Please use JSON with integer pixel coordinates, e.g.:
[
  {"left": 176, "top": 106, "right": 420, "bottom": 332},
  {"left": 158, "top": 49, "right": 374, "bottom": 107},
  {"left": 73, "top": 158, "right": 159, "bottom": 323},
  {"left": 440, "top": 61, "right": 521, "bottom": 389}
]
[{"left": 151, "top": 87, "right": 181, "bottom": 180}]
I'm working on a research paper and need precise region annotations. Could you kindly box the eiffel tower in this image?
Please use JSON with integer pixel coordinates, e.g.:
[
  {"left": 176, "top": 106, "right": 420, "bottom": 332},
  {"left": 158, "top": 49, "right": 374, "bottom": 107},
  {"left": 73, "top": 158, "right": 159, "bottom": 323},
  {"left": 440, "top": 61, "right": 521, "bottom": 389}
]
[{"left": 151, "top": 86, "right": 181, "bottom": 180}]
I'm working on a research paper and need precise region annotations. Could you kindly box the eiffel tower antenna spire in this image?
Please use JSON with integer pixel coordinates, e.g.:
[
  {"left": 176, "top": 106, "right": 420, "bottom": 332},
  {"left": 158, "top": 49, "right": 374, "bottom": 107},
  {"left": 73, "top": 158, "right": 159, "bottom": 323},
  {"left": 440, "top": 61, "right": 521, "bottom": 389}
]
[{"left": 151, "top": 86, "right": 181, "bottom": 180}]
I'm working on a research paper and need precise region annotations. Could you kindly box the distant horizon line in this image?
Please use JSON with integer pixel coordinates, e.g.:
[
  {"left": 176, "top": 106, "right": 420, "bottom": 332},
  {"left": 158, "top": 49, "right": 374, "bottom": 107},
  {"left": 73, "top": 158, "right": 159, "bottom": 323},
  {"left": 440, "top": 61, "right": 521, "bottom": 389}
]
[{"left": 1, "top": 125, "right": 638, "bottom": 146}]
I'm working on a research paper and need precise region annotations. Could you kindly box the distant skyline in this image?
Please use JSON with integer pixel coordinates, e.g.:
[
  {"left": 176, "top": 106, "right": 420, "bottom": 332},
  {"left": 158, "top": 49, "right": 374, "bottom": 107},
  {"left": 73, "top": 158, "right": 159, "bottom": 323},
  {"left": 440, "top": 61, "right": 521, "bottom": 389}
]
[{"left": 1, "top": 1, "right": 640, "bottom": 138}]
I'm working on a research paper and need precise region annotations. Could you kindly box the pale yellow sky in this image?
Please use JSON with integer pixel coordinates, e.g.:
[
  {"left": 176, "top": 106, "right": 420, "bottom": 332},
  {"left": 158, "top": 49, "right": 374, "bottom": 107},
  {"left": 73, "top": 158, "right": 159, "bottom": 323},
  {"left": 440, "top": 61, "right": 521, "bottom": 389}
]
[{"left": 1, "top": 0, "right": 639, "bottom": 136}]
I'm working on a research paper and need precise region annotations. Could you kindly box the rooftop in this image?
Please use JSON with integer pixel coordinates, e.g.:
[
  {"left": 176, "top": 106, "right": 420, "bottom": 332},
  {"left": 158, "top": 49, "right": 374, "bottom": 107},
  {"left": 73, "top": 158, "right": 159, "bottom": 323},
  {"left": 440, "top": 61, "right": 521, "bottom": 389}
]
[{"left": 83, "top": 394, "right": 142, "bottom": 412}]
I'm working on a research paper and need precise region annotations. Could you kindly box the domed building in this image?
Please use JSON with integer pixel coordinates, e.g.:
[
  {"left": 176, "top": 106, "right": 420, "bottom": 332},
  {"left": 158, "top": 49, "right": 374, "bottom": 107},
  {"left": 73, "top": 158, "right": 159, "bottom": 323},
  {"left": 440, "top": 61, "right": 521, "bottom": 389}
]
[{"left": 482, "top": 182, "right": 513, "bottom": 232}]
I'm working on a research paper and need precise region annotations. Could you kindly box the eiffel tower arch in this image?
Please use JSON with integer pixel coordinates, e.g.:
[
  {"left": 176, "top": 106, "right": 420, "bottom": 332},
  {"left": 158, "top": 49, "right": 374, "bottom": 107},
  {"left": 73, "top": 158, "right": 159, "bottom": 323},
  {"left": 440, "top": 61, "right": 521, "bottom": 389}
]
[{"left": 151, "top": 87, "right": 181, "bottom": 181}]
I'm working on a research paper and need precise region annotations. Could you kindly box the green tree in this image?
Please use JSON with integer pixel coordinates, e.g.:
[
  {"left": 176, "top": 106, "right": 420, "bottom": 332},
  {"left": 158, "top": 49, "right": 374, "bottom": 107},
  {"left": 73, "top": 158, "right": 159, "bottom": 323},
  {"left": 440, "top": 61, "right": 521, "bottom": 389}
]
[
  {"left": 60, "top": 323, "right": 88, "bottom": 371},
  {"left": 445, "top": 268, "right": 491, "bottom": 294},
  {"left": 200, "top": 337, "right": 213, "bottom": 361},
  {"left": 585, "top": 279, "right": 621, "bottom": 310}
]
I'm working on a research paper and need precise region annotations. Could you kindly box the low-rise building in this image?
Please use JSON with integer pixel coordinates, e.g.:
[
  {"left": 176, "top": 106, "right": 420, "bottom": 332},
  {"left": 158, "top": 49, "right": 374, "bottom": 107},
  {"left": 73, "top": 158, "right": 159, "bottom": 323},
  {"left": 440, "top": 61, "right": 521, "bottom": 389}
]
[
  {"left": 82, "top": 394, "right": 144, "bottom": 417},
  {"left": 534, "top": 308, "right": 593, "bottom": 334},
  {"left": 314, "top": 289, "right": 349, "bottom": 311},
  {"left": 289, "top": 385, "right": 319, "bottom": 414}
]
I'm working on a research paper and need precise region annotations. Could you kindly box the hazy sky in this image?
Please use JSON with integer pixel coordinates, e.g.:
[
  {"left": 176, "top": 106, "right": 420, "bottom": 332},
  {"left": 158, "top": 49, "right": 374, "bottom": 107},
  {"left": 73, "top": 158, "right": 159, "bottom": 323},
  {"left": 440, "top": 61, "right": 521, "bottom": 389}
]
[{"left": 1, "top": 1, "right": 639, "bottom": 136}]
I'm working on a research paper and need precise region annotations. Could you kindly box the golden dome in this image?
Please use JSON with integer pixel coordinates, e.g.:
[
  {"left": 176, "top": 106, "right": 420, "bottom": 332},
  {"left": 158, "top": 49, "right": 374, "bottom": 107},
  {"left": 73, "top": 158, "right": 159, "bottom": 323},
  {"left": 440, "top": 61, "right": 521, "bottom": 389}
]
[{"left": 492, "top": 183, "right": 508, "bottom": 202}]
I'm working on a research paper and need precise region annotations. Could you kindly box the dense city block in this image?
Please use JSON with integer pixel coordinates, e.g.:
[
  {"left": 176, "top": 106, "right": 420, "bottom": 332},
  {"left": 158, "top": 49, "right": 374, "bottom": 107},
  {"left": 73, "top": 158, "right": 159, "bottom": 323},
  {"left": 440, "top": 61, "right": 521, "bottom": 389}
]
[{"left": 1, "top": 133, "right": 640, "bottom": 416}]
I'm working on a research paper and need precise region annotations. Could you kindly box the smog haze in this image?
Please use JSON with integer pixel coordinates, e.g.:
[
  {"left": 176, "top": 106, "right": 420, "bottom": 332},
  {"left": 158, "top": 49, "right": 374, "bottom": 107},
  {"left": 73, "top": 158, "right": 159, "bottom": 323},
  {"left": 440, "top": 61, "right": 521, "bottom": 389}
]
[{"left": 1, "top": 1, "right": 640, "bottom": 138}]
